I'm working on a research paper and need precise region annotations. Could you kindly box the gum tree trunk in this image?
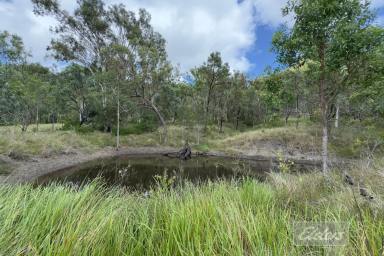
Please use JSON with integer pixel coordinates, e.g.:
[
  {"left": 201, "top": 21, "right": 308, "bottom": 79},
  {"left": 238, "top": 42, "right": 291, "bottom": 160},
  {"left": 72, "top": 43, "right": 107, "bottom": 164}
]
[
  {"left": 36, "top": 106, "right": 39, "bottom": 132},
  {"left": 149, "top": 99, "right": 167, "bottom": 144},
  {"left": 319, "top": 43, "right": 328, "bottom": 173},
  {"left": 335, "top": 103, "right": 339, "bottom": 128},
  {"left": 116, "top": 87, "right": 120, "bottom": 151}
]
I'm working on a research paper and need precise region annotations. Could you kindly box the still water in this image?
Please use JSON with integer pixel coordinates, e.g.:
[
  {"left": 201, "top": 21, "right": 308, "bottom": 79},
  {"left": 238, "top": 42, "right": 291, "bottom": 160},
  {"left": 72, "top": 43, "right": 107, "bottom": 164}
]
[{"left": 37, "top": 155, "right": 316, "bottom": 189}]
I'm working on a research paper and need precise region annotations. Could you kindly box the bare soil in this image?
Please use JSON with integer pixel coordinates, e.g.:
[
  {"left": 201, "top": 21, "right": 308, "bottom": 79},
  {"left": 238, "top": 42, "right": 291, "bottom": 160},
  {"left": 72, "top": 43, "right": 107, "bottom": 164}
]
[{"left": 0, "top": 147, "right": 179, "bottom": 184}]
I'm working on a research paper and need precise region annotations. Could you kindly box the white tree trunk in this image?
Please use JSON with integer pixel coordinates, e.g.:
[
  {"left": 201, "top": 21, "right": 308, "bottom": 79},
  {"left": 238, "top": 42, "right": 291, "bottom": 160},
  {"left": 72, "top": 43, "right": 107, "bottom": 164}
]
[
  {"left": 149, "top": 99, "right": 167, "bottom": 144},
  {"left": 36, "top": 106, "right": 39, "bottom": 132},
  {"left": 79, "top": 99, "right": 84, "bottom": 123},
  {"left": 335, "top": 104, "right": 339, "bottom": 128},
  {"left": 322, "top": 123, "right": 328, "bottom": 173}
]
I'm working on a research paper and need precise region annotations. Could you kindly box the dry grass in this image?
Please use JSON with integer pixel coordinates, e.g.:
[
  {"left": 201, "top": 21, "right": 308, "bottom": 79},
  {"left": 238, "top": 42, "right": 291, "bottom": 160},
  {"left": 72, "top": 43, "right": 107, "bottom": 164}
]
[
  {"left": 0, "top": 121, "right": 382, "bottom": 160},
  {"left": 0, "top": 124, "right": 114, "bottom": 156},
  {"left": 0, "top": 124, "right": 237, "bottom": 157},
  {"left": 211, "top": 124, "right": 322, "bottom": 156}
]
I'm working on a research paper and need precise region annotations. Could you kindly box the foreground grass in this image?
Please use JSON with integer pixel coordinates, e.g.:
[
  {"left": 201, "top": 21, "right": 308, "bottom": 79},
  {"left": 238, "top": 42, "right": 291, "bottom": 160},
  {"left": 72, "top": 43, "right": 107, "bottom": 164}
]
[{"left": 0, "top": 170, "right": 383, "bottom": 255}]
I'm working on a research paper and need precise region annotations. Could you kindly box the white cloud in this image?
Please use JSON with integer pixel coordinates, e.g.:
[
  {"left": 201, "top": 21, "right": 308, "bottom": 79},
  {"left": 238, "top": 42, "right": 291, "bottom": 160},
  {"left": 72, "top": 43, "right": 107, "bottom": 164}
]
[
  {"left": 107, "top": 0, "right": 258, "bottom": 72},
  {"left": 0, "top": 0, "right": 382, "bottom": 73},
  {"left": 0, "top": 0, "right": 261, "bottom": 72},
  {"left": 251, "top": 0, "right": 292, "bottom": 27},
  {"left": 0, "top": 0, "right": 56, "bottom": 65}
]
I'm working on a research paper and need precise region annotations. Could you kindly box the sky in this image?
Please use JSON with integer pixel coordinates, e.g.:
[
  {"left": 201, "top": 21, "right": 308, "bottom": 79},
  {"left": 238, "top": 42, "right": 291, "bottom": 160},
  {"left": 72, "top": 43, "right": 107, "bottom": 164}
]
[{"left": 0, "top": 0, "right": 383, "bottom": 78}]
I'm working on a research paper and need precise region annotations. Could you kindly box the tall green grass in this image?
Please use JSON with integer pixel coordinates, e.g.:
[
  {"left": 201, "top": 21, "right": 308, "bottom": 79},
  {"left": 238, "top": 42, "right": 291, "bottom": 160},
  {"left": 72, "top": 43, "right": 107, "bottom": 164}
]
[{"left": 0, "top": 171, "right": 383, "bottom": 255}]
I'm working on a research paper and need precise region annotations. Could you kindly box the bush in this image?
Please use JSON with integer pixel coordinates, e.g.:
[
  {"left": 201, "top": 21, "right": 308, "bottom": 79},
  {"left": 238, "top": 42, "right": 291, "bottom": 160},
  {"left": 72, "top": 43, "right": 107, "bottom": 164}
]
[
  {"left": 61, "top": 121, "right": 77, "bottom": 131},
  {"left": 75, "top": 125, "right": 95, "bottom": 134},
  {"left": 113, "top": 122, "right": 157, "bottom": 136},
  {"left": 61, "top": 120, "right": 95, "bottom": 134}
]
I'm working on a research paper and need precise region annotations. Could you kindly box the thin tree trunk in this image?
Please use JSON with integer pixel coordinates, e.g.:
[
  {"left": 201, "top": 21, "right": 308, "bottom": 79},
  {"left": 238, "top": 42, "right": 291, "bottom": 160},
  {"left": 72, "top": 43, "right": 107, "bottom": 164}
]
[
  {"left": 285, "top": 109, "right": 290, "bottom": 126},
  {"left": 204, "top": 75, "right": 215, "bottom": 130},
  {"left": 235, "top": 108, "right": 240, "bottom": 130},
  {"left": 219, "top": 118, "right": 223, "bottom": 133},
  {"left": 319, "top": 43, "right": 328, "bottom": 173},
  {"left": 36, "top": 106, "right": 39, "bottom": 132},
  {"left": 51, "top": 113, "right": 55, "bottom": 131},
  {"left": 335, "top": 103, "right": 339, "bottom": 128},
  {"left": 196, "top": 124, "right": 200, "bottom": 145},
  {"left": 322, "top": 122, "right": 328, "bottom": 172},
  {"left": 116, "top": 87, "right": 120, "bottom": 151},
  {"left": 295, "top": 94, "right": 300, "bottom": 129},
  {"left": 150, "top": 100, "right": 167, "bottom": 144},
  {"left": 79, "top": 99, "right": 84, "bottom": 125}
]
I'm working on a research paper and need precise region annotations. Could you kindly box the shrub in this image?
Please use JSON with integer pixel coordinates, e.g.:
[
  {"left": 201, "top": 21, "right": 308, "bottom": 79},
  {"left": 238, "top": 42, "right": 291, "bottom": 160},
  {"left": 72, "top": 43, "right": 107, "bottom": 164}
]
[{"left": 75, "top": 125, "right": 95, "bottom": 134}]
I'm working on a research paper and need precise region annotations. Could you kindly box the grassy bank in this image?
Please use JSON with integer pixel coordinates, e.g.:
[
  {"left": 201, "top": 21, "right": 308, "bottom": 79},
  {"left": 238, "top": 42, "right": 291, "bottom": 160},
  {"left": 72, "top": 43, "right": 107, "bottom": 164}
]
[
  {"left": 0, "top": 169, "right": 383, "bottom": 255},
  {"left": 0, "top": 120, "right": 383, "bottom": 160}
]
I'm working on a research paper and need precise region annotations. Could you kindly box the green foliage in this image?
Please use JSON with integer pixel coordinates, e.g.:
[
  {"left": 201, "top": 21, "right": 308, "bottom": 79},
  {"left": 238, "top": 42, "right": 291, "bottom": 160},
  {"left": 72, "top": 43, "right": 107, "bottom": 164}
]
[
  {"left": 191, "top": 52, "right": 231, "bottom": 128},
  {"left": 154, "top": 170, "right": 176, "bottom": 190},
  {"left": 113, "top": 122, "right": 156, "bottom": 136},
  {"left": 194, "top": 144, "right": 210, "bottom": 152},
  {"left": 0, "top": 171, "right": 384, "bottom": 255},
  {"left": 75, "top": 125, "right": 95, "bottom": 134},
  {"left": 330, "top": 120, "right": 384, "bottom": 158},
  {"left": 276, "top": 151, "right": 294, "bottom": 173}
]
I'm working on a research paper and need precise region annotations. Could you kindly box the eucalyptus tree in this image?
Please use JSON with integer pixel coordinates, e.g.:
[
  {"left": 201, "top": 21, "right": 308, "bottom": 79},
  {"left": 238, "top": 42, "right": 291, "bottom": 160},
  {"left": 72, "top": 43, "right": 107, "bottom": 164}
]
[
  {"left": 23, "top": 64, "right": 51, "bottom": 131},
  {"left": 279, "top": 69, "right": 305, "bottom": 126},
  {"left": 57, "top": 64, "right": 94, "bottom": 125},
  {"left": 32, "top": 0, "right": 114, "bottom": 131},
  {"left": 272, "top": 0, "right": 377, "bottom": 172},
  {"left": 257, "top": 69, "right": 287, "bottom": 122},
  {"left": 227, "top": 72, "right": 247, "bottom": 130},
  {"left": 106, "top": 6, "right": 172, "bottom": 143},
  {"left": 32, "top": 1, "right": 173, "bottom": 141},
  {"left": 348, "top": 27, "right": 384, "bottom": 120},
  {"left": 0, "top": 30, "right": 26, "bottom": 125},
  {"left": 0, "top": 31, "right": 36, "bottom": 130},
  {"left": 191, "top": 52, "right": 230, "bottom": 129}
]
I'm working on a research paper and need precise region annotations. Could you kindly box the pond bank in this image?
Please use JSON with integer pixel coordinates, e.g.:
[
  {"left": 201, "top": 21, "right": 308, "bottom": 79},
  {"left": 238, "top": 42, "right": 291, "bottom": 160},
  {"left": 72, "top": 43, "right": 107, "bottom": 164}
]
[
  {"left": 0, "top": 145, "right": 352, "bottom": 184},
  {"left": 0, "top": 147, "right": 178, "bottom": 184}
]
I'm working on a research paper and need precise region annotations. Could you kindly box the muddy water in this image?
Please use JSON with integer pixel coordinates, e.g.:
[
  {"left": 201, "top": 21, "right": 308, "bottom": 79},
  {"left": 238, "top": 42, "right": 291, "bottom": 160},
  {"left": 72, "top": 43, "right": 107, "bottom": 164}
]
[{"left": 36, "top": 155, "right": 319, "bottom": 189}]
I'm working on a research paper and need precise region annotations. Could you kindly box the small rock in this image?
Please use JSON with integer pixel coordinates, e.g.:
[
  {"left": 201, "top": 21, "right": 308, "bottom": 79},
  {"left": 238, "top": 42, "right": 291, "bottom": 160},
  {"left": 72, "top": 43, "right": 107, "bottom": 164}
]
[
  {"left": 360, "top": 187, "right": 374, "bottom": 200},
  {"left": 344, "top": 173, "right": 354, "bottom": 186}
]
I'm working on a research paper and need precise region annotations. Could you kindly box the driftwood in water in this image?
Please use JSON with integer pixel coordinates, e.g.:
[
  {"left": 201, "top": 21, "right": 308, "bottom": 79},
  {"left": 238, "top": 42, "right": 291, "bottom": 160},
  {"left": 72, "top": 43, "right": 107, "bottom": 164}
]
[
  {"left": 178, "top": 144, "right": 192, "bottom": 160},
  {"left": 162, "top": 144, "right": 192, "bottom": 160}
]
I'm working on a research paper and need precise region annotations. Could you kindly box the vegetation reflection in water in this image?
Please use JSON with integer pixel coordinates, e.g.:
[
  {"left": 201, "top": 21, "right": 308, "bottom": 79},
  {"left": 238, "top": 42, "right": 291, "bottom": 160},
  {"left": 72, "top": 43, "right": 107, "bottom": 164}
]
[{"left": 39, "top": 156, "right": 277, "bottom": 190}]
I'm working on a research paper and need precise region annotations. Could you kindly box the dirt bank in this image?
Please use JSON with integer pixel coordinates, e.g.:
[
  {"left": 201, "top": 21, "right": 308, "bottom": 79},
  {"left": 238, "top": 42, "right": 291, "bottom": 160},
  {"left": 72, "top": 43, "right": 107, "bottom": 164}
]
[
  {"left": 0, "top": 146, "right": 350, "bottom": 184},
  {"left": 0, "top": 147, "right": 179, "bottom": 184}
]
